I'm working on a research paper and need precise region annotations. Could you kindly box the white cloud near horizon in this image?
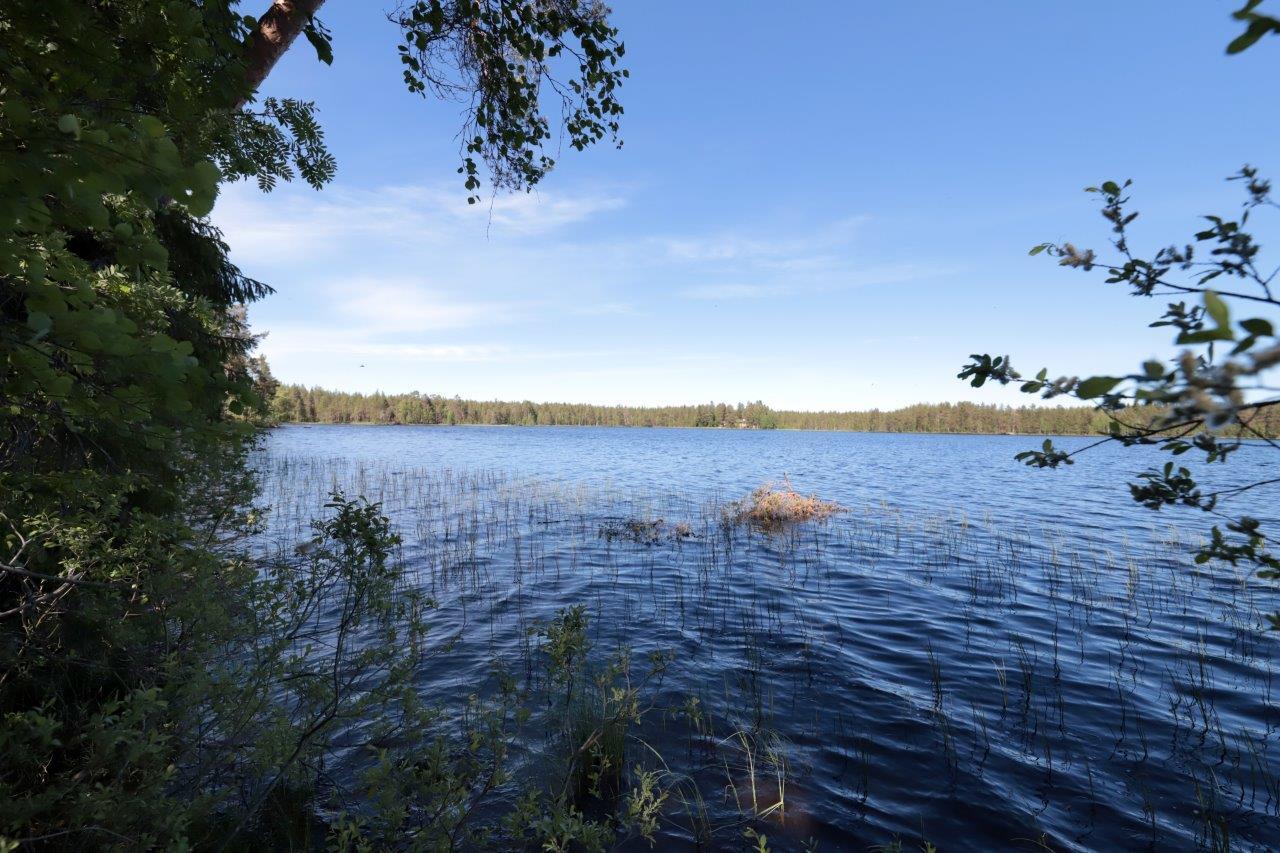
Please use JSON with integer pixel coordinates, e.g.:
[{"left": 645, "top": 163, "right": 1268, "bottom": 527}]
[{"left": 212, "top": 178, "right": 967, "bottom": 407}]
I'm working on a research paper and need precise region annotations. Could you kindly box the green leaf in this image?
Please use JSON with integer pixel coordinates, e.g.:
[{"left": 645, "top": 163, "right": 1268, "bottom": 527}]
[
  {"left": 190, "top": 159, "right": 221, "bottom": 189},
  {"left": 1177, "top": 328, "right": 1234, "bottom": 345},
  {"left": 304, "top": 24, "right": 334, "bottom": 65},
  {"left": 1234, "top": 1, "right": 1266, "bottom": 20},
  {"left": 183, "top": 184, "right": 217, "bottom": 218},
  {"left": 1076, "top": 376, "right": 1122, "bottom": 399},
  {"left": 56, "top": 114, "right": 80, "bottom": 137},
  {"left": 27, "top": 311, "right": 52, "bottom": 339},
  {"left": 137, "top": 115, "right": 166, "bottom": 138},
  {"left": 1204, "top": 291, "right": 1230, "bottom": 329},
  {"left": 1227, "top": 19, "right": 1273, "bottom": 54},
  {"left": 1241, "top": 318, "right": 1274, "bottom": 336},
  {"left": 3, "top": 99, "right": 31, "bottom": 125}
]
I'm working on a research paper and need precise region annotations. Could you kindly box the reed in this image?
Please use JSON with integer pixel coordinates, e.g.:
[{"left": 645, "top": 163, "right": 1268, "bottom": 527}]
[{"left": 244, "top": 449, "right": 1280, "bottom": 849}]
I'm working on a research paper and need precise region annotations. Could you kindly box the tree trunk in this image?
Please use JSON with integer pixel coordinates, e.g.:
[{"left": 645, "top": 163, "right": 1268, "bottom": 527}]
[{"left": 239, "top": 0, "right": 327, "bottom": 107}]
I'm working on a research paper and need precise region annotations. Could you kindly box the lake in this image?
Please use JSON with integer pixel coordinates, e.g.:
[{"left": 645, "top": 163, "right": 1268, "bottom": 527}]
[{"left": 253, "top": 425, "right": 1280, "bottom": 850}]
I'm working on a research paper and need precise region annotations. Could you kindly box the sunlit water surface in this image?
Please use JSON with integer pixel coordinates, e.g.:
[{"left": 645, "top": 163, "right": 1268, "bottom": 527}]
[{"left": 252, "top": 425, "right": 1280, "bottom": 851}]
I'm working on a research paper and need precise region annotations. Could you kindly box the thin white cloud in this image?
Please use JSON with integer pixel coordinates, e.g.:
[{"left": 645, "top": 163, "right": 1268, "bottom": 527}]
[
  {"left": 263, "top": 327, "right": 508, "bottom": 362},
  {"left": 213, "top": 180, "right": 627, "bottom": 269},
  {"left": 660, "top": 215, "right": 869, "bottom": 264},
  {"left": 678, "top": 264, "right": 950, "bottom": 301},
  {"left": 480, "top": 189, "right": 626, "bottom": 235},
  {"left": 680, "top": 283, "right": 789, "bottom": 300},
  {"left": 327, "top": 278, "right": 529, "bottom": 333},
  {"left": 569, "top": 301, "right": 638, "bottom": 316}
]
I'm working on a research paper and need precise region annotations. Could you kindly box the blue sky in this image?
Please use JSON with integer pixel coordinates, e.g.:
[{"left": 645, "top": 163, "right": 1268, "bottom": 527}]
[{"left": 214, "top": 1, "right": 1280, "bottom": 410}]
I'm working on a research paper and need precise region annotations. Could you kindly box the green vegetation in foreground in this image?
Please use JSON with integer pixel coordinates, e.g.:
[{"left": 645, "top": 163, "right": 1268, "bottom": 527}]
[
  {"left": 5, "top": 0, "right": 1280, "bottom": 849},
  {"left": 2, "top": 2, "right": 710, "bottom": 849},
  {"left": 271, "top": 384, "right": 1280, "bottom": 436}
]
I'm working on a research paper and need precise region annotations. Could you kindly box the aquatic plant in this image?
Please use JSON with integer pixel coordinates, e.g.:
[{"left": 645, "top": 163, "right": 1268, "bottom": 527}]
[
  {"left": 729, "top": 478, "right": 846, "bottom": 529},
  {"left": 244, "top": 450, "right": 1280, "bottom": 848}
]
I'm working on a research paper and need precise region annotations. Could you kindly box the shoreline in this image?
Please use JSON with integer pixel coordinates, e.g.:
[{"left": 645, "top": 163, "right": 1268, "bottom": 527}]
[{"left": 273, "top": 421, "right": 1103, "bottom": 438}]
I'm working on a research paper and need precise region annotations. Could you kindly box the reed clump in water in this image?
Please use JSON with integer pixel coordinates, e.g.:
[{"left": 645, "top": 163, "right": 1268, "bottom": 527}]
[
  {"left": 731, "top": 478, "right": 845, "bottom": 528},
  {"left": 599, "top": 517, "right": 698, "bottom": 544}
]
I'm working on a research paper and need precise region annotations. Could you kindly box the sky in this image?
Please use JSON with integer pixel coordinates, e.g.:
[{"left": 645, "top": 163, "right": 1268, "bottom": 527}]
[{"left": 213, "top": 1, "right": 1280, "bottom": 410}]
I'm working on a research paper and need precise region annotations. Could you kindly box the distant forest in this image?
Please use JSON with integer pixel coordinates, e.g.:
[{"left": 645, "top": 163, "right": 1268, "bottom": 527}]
[{"left": 271, "top": 385, "right": 1280, "bottom": 435}]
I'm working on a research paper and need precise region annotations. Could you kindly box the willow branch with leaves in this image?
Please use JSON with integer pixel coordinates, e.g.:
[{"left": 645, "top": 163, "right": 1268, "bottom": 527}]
[{"left": 960, "top": 169, "right": 1280, "bottom": 626}]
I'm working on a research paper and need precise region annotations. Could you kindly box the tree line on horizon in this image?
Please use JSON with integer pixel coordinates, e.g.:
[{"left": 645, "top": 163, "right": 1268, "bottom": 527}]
[{"left": 270, "top": 384, "right": 1280, "bottom": 435}]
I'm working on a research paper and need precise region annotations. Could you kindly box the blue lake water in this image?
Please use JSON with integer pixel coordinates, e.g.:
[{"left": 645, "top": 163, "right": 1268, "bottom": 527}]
[{"left": 254, "top": 425, "right": 1280, "bottom": 850}]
